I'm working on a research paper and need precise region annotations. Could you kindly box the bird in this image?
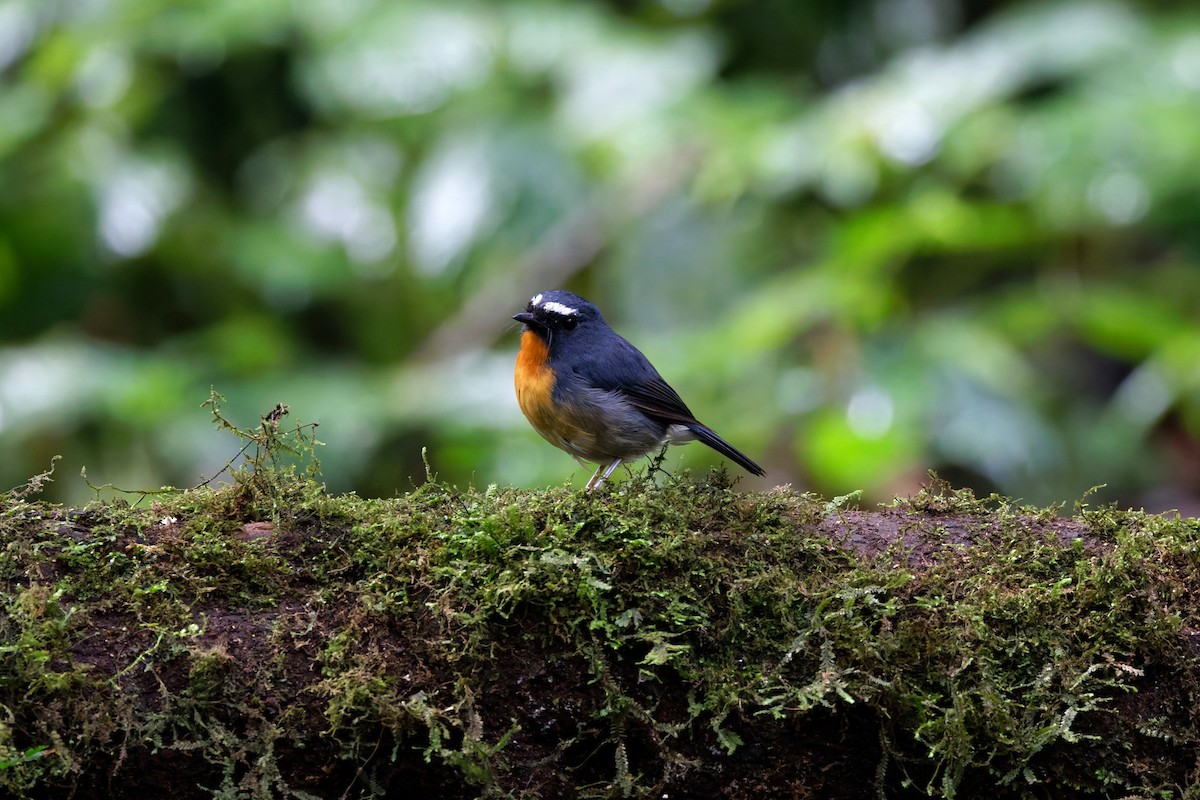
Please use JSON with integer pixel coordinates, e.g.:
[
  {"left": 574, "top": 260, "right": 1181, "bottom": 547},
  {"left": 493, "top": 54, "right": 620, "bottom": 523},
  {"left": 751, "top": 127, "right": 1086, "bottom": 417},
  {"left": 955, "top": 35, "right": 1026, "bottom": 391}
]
[{"left": 512, "top": 290, "right": 765, "bottom": 490}]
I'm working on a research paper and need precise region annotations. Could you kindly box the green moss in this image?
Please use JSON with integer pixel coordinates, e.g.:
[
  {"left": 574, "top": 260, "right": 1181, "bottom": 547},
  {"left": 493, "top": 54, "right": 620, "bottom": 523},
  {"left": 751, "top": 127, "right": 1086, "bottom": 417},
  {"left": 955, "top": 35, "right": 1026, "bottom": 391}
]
[
  {"left": 187, "top": 647, "right": 234, "bottom": 702},
  {"left": 1, "top": 464, "right": 1199, "bottom": 798}
]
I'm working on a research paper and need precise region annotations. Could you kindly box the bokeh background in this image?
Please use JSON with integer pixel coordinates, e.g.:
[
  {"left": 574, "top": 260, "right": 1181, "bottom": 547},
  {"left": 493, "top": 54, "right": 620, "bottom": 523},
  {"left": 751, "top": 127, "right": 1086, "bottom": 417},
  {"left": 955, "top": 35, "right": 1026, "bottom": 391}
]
[{"left": 2, "top": 0, "right": 1199, "bottom": 510}]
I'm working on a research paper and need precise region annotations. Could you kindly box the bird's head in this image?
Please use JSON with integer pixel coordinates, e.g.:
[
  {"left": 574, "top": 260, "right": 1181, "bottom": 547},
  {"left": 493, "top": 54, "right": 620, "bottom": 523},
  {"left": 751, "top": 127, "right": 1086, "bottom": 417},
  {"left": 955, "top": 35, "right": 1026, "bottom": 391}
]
[{"left": 512, "top": 290, "right": 603, "bottom": 344}]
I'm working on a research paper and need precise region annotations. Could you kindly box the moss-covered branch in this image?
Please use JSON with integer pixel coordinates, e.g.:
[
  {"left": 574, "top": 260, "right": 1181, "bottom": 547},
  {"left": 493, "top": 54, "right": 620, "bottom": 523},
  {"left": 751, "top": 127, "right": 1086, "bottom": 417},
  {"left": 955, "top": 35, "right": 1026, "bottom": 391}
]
[{"left": 2, "top": 472, "right": 1198, "bottom": 799}]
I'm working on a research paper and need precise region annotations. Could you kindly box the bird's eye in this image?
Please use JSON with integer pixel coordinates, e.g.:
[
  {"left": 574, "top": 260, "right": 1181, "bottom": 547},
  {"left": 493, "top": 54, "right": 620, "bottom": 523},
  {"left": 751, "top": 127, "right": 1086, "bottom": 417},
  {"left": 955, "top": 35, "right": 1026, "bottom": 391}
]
[{"left": 561, "top": 317, "right": 578, "bottom": 331}]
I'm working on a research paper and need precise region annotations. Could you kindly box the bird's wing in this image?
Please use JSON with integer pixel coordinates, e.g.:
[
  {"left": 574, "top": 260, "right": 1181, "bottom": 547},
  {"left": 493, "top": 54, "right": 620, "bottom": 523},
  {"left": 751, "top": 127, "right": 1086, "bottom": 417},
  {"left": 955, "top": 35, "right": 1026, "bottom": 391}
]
[
  {"left": 566, "top": 330, "right": 766, "bottom": 476},
  {"left": 572, "top": 334, "right": 699, "bottom": 425},
  {"left": 617, "top": 377, "right": 698, "bottom": 425}
]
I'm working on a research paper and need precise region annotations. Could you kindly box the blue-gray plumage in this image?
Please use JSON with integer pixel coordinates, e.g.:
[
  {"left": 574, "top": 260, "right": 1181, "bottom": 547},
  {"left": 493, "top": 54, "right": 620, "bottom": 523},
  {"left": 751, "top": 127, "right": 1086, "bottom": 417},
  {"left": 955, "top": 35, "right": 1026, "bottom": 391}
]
[{"left": 513, "top": 290, "right": 765, "bottom": 490}]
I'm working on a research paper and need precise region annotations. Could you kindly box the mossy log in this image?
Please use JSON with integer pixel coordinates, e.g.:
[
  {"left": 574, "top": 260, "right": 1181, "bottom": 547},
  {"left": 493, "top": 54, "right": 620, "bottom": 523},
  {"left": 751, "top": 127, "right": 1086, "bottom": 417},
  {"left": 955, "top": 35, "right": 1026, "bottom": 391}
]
[{"left": 2, "top": 474, "right": 1199, "bottom": 799}]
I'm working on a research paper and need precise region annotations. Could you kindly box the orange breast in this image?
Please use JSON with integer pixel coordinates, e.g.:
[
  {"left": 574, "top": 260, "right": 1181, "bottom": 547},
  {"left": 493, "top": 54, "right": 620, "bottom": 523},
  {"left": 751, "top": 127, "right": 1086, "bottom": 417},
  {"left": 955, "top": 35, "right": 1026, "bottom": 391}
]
[
  {"left": 515, "top": 330, "right": 558, "bottom": 430},
  {"left": 514, "top": 330, "right": 593, "bottom": 454}
]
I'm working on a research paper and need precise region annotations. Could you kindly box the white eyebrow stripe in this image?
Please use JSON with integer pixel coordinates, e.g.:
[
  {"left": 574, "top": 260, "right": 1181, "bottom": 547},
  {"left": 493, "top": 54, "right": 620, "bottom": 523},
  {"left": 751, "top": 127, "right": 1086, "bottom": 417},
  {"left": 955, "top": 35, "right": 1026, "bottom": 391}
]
[
  {"left": 541, "top": 301, "right": 578, "bottom": 316},
  {"left": 530, "top": 293, "right": 543, "bottom": 306}
]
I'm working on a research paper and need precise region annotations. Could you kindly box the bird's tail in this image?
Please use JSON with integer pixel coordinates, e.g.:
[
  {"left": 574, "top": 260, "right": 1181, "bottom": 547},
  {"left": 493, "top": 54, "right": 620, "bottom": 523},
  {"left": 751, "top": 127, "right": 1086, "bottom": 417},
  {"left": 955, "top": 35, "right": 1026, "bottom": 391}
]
[{"left": 688, "top": 424, "right": 765, "bottom": 477}]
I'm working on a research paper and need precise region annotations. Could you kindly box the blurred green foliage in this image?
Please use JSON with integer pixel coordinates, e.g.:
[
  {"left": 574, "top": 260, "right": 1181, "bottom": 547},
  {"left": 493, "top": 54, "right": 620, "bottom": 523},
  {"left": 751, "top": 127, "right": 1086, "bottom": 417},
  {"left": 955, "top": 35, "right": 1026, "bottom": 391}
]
[{"left": 1, "top": 0, "right": 1198, "bottom": 508}]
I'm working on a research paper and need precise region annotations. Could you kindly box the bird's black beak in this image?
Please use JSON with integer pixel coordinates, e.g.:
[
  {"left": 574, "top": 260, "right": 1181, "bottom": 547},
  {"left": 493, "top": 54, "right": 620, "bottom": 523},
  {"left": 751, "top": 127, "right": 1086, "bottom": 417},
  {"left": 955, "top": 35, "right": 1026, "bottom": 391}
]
[{"left": 513, "top": 311, "right": 537, "bottom": 326}]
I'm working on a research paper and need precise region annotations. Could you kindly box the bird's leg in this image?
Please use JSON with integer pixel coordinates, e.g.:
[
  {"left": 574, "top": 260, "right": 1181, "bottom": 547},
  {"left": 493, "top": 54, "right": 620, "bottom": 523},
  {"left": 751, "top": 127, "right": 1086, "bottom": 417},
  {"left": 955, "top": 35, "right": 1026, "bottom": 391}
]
[
  {"left": 586, "top": 458, "right": 623, "bottom": 491},
  {"left": 585, "top": 464, "right": 604, "bottom": 490}
]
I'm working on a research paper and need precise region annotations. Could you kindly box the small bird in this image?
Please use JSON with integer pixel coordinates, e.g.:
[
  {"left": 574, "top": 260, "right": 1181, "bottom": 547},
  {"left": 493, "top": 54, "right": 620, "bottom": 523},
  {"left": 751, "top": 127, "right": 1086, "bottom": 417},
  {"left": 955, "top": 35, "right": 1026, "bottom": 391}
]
[{"left": 513, "top": 290, "right": 765, "bottom": 490}]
